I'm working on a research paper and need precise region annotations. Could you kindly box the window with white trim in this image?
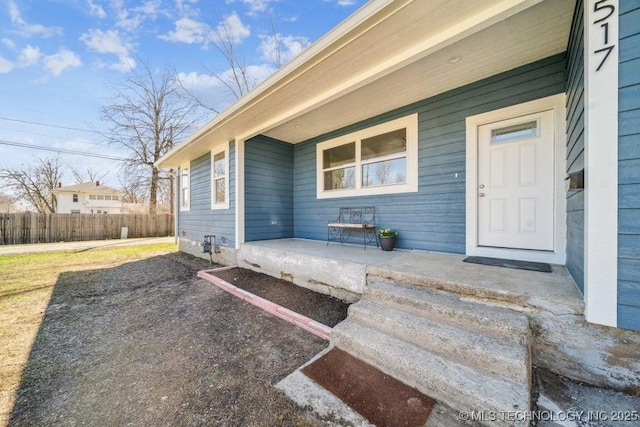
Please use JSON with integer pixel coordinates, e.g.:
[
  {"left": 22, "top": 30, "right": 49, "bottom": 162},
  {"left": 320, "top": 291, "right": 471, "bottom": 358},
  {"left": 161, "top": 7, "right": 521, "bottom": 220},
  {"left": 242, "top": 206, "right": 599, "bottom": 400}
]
[
  {"left": 211, "top": 144, "right": 230, "bottom": 210},
  {"left": 316, "top": 114, "right": 419, "bottom": 199},
  {"left": 180, "top": 167, "right": 190, "bottom": 211},
  {"left": 89, "top": 195, "right": 96, "bottom": 200},
  {"left": 72, "top": 194, "right": 78, "bottom": 203}
]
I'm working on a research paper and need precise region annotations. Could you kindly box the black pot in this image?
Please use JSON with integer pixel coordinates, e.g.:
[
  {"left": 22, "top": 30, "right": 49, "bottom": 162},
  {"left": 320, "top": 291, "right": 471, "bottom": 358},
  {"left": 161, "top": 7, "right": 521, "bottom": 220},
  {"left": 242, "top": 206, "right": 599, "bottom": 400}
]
[{"left": 379, "top": 236, "right": 396, "bottom": 251}]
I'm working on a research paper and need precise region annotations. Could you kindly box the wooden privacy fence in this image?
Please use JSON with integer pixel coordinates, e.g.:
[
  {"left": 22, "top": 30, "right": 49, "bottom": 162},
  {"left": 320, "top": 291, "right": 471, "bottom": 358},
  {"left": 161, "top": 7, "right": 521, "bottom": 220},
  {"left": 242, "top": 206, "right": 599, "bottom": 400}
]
[{"left": 0, "top": 213, "right": 174, "bottom": 245}]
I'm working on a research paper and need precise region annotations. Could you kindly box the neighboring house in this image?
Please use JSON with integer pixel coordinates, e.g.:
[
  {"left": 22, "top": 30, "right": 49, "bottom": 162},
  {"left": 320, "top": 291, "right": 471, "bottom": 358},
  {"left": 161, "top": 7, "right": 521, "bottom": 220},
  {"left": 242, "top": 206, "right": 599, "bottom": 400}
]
[
  {"left": 52, "top": 182, "right": 125, "bottom": 214},
  {"left": 157, "top": 0, "right": 640, "bottom": 420}
]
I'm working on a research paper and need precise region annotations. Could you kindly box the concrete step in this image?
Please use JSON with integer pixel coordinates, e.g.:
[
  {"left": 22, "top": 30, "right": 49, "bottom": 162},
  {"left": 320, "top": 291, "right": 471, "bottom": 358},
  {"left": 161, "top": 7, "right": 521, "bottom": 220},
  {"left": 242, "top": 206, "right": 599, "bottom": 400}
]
[
  {"left": 366, "top": 276, "right": 531, "bottom": 342},
  {"left": 332, "top": 319, "right": 530, "bottom": 427},
  {"left": 348, "top": 299, "right": 530, "bottom": 385}
]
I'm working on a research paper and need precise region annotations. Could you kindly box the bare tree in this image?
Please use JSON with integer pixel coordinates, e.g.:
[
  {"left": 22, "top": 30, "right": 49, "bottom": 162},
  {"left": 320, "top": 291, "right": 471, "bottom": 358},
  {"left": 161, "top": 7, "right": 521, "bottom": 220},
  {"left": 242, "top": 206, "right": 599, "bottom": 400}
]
[
  {"left": 179, "top": 11, "right": 284, "bottom": 112},
  {"left": 0, "top": 192, "right": 19, "bottom": 213},
  {"left": 71, "top": 167, "right": 109, "bottom": 184},
  {"left": 118, "top": 167, "right": 148, "bottom": 204},
  {"left": 209, "top": 17, "right": 252, "bottom": 101},
  {"left": 101, "top": 63, "right": 200, "bottom": 214},
  {"left": 0, "top": 156, "right": 64, "bottom": 213}
]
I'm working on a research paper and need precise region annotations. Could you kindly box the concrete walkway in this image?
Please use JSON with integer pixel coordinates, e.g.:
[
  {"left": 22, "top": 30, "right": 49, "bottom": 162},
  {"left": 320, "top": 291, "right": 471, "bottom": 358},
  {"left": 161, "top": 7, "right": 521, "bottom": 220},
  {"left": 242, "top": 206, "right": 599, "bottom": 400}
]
[{"left": 0, "top": 236, "right": 176, "bottom": 256}]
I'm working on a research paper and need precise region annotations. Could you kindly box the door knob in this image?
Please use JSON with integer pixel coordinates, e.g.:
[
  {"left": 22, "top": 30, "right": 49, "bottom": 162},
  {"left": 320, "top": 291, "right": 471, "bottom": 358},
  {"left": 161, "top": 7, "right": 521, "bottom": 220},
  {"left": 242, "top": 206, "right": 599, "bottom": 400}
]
[{"left": 479, "top": 193, "right": 485, "bottom": 197}]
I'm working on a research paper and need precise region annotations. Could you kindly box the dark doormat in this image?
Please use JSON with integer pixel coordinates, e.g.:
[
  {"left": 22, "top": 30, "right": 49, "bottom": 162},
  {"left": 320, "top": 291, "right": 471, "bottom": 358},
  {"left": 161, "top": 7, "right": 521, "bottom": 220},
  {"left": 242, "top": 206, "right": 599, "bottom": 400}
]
[
  {"left": 301, "top": 348, "right": 435, "bottom": 427},
  {"left": 463, "top": 256, "right": 552, "bottom": 272}
]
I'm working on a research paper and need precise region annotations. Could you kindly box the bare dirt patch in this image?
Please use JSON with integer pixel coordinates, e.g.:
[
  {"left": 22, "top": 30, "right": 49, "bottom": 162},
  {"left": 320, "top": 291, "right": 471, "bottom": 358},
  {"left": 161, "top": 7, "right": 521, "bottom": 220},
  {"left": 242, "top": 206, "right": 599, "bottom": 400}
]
[
  {"left": 212, "top": 267, "right": 350, "bottom": 327},
  {"left": 5, "top": 248, "right": 338, "bottom": 426}
]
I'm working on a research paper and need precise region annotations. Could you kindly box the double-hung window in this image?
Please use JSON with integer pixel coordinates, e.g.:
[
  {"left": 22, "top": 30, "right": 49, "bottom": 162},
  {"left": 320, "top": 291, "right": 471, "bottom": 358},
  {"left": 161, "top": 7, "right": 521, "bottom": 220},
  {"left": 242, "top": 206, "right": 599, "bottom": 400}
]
[
  {"left": 211, "top": 143, "right": 229, "bottom": 210},
  {"left": 317, "top": 114, "right": 418, "bottom": 199},
  {"left": 180, "top": 167, "right": 190, "bottom": 211},
  {"left": 72, "top": 194, "right": 79, "bottom": 203}
]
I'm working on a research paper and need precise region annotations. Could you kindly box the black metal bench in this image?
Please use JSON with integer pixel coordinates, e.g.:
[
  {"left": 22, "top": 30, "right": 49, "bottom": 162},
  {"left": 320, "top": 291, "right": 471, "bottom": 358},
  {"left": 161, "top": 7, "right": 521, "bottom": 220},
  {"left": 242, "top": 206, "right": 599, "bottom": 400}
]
[{"left": 327, "top": 207, "right": 377, "bottom": 249}]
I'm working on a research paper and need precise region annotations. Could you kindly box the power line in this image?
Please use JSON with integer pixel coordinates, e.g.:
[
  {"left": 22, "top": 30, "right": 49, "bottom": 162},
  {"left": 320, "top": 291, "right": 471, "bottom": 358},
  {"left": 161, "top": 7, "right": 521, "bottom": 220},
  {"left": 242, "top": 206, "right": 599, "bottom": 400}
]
[
  {"left": 0, "top": 139, "right": 130, "bottom": 162},
  {"left": 0, "top": 116, "right": 99, "bottom": 134},
  {"left": 0, "top": 125, "right": 98, "bottom": 143}
]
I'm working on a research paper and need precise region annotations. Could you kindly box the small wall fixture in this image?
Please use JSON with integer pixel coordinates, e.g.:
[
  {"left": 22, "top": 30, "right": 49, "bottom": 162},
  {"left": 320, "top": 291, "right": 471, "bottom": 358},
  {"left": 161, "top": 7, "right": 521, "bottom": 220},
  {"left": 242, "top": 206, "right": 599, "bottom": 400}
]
[
  {"left": 566, "top": 169, "right": 584, "bottom": 191},
  {"left": 447, "top": 55, "right": 463, "bottom": 64}
]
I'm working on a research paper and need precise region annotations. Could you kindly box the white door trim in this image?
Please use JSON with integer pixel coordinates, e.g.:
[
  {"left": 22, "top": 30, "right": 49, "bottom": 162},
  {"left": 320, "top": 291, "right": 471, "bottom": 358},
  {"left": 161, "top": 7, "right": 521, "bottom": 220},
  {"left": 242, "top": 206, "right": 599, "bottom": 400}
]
[{"left": 465, "top": 94, "right": 567, "bottom": 264}]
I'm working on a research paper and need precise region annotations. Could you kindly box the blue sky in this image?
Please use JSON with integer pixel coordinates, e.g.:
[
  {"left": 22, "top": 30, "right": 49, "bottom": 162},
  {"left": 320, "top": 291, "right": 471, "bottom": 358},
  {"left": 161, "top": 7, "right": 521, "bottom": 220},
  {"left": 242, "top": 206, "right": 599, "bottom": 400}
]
[{"left": 0, "top": 0, "right": 362, "bottom": 187}]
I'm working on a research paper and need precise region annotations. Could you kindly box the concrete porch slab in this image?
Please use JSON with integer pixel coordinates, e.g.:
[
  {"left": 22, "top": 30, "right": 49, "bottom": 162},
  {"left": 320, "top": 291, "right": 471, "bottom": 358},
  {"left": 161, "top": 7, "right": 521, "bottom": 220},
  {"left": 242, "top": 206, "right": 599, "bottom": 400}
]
[{"left": 241, "top": 238, "right": 583, "bottom": 315}]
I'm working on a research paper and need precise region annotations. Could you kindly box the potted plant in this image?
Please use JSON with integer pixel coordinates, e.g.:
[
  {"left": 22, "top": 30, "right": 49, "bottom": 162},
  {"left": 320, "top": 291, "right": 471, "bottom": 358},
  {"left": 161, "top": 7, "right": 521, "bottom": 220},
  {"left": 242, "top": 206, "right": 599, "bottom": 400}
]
[{"left": 378, "top": 228, "right": 398, "bottom": 251}]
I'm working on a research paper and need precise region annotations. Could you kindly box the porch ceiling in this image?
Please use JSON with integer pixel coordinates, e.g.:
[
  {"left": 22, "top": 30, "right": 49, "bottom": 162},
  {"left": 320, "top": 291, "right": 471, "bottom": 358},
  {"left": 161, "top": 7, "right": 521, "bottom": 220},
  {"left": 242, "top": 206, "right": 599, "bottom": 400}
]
[{"left": 157, "top": 0, "right": 575, "bottom": 168}]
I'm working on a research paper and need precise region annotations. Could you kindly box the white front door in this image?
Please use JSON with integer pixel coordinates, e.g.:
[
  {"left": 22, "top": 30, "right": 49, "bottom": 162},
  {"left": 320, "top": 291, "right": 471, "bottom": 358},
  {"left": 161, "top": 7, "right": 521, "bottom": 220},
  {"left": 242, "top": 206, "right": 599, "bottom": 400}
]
[{"left": 477, "top": 110, "right": 555, "bottom": 251}]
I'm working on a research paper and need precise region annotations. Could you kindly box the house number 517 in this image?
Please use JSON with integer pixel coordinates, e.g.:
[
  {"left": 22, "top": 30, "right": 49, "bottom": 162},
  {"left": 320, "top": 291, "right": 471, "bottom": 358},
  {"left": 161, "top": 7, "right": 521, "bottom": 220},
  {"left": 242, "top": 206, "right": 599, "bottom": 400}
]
[{"left": 593, "top": 0, "right": 616, "bottom": 71}]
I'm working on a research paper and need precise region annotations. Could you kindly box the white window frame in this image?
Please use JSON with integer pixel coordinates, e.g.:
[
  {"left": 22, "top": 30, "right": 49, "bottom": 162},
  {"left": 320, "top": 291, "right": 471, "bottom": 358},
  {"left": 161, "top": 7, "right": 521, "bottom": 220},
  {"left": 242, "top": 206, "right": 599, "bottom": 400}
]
[
  {"left": 211, "top": 143, "right": 230, "bottom": 210},
  {"left": 180, "top": 166, "right": 190, "bottom": 211},
  {"left": 316, "top": 114, "right": 418, "bottom": 199}
]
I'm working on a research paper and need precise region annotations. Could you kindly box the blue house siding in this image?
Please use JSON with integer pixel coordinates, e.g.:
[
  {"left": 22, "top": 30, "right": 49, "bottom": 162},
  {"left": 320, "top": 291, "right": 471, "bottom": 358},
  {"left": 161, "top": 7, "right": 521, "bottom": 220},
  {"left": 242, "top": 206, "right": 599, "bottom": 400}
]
[
  {"left": 565, "top": 0, "right": 585, "bottom": 293},
  {"left": 618, "top": 3, "right": 640, "bottom": 331},
  {"left": 294, "top": 54, "right": 566, "bottom": 252},
  {"left": 178, "top": 143, "right": 236, "bottom": 247},
  {"left": 245, "top": 135, "right": 294, "bottom": 241}
]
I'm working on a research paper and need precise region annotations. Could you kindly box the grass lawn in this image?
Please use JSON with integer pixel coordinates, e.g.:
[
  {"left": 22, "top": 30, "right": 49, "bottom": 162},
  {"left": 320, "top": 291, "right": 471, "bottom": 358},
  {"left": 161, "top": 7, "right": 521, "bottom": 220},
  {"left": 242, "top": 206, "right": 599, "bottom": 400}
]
[{"left": 0, "top": 243, "right": 177, "bottom": 426}]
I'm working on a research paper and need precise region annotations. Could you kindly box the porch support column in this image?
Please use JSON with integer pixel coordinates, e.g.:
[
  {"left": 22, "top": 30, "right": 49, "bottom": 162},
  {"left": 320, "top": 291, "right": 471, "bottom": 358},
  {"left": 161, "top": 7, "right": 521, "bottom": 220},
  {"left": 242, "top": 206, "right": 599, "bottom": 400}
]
[
  {"left": 235, "top": 139, "right": 245, "bottom": 249},
  {"left": 583, "top": 0, "right": 618, "bottom": 326}
]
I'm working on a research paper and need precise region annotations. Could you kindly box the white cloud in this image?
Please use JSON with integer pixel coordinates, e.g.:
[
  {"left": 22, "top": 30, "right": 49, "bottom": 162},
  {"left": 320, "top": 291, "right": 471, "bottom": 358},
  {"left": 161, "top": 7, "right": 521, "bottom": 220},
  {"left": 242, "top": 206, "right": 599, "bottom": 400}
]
[
  {"left": 338, "top": 0, "right": 356, "bottom": 5},
  {"left": 113, "top": 0, "right": 162, "bottom": 32},
  {"left": 227, "top": 0, "right": 275, "bottom": 15},
  {"left": 135, "top": 0, "right": 161, "bottom": 16},
  {"left": 80, "top": 28, "right": 131, "bottom": 56},
  {"left": 0, "top": 56, "right": 14, "bottom": 73},
  {"left": 87, "top": 0, "right": 107, "bottom": 19},
  {"left": 175, "top": 0, "right": 199, "bottom": 15},
  {"left": 2, "top": 38, "right": 17, "bottom": 50},
  {"left": 177, "top": 71, "right": 219, "bottom": 91},
  {"left": 18, "top": 45, "right": 41, "bottom": 66},
  {"left": 80, "top": 28, "right": 135, "bottom": 72},
  {"left": 178, "top": 63, "right": 272, "bottom": 108},
  {"left": 108, "top": 56, "right": 136, "bottom": 72},
  {"left": 158, "top": 17, "right": 211, "bottom": 44},
  {"left": 212, "top": 13, "right": 250, "bottom": 44},
  {"left": 8, "top": 0, "right": 63, "bottom": 38},
  {"left": 116, "top": 9, "right": 143, "bottom": 31},
  {"left": 160, "top": 13, "right": 250, "bottom": 47},
  {"left": 260, "top": 34, "right": 310, "bottom": 65},
  {"left": 43, "top": 49, "right": 82, "bottom": 76}
]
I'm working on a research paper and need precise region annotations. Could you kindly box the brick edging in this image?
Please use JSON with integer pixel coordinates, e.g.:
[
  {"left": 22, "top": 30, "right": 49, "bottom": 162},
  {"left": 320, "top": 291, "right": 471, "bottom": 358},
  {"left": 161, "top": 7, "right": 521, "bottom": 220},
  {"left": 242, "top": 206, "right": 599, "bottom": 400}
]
[{"left": 198, "top": 267, "right": 332, "bottom": 341}]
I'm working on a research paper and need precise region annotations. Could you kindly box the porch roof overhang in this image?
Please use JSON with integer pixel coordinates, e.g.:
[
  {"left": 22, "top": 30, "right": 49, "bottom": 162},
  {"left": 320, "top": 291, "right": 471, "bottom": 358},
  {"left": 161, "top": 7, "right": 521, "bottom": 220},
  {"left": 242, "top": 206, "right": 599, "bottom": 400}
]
[{"left": 156, "top": 0, "right": 575, "bottom": 169}]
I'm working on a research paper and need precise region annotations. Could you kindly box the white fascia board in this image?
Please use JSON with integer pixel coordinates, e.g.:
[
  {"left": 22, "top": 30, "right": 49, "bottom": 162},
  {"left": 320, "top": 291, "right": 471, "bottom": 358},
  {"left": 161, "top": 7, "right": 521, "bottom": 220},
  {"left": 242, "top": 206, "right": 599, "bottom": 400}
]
[{"left": 583, "top": 0, "right": 618, "bottom": 327}]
